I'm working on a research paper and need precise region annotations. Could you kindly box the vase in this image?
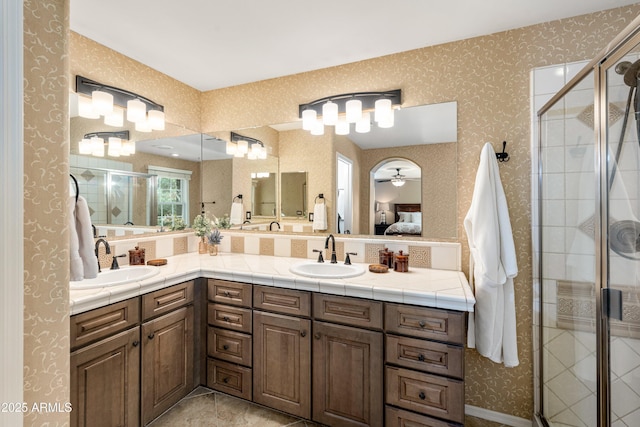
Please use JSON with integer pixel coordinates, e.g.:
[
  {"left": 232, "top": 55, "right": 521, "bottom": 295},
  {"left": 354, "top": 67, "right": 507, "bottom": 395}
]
[
  {"left": 208, "top": 244, "right": 218, "bottom": 256},
  {"left": 198, "top": 237, "right": 208, "bottom": 254}
]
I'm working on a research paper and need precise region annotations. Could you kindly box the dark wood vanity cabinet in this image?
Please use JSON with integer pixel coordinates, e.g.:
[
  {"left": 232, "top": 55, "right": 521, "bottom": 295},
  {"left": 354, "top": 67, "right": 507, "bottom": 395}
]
[{"left": 70, "top": 281, "right": 195, "bottom": 427}]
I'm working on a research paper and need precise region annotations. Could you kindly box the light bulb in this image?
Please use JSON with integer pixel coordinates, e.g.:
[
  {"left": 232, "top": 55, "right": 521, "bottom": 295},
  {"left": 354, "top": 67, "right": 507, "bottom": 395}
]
[
  {"left": 335, "top": 119, "right": 350, "bottom": 135},
  {"left": 322, "top": 101, "right": 338, "bottom": 126},
  {"left": 91, "top": 90, "right": 114, "bottom": 115},
  {"left": 302, "top": 109, "right": 316, "bottom": 131},
  {"left": 127, "top": 99, "right": 146, "bottom": 123},
  {"left": 346, "top": 99, "right": 362, "bottom": 123},
  {"left": 355, "top": 112, "right": 371, "bottom": 133},
  {"left": 148, "top": 109, "right": 165, "bottom": 130},
  {"left": 104, "top": 107, "right": 124, "bottom": 127}
]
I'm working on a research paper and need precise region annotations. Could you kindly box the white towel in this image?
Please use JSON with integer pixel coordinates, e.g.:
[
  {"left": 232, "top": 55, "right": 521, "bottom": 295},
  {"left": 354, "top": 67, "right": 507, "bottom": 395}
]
[
  {"left": 69, "top": 196, "right": 84, "bottom": 281},
  {"left": 76, "top": 195, "right": 99, "bottom": 279},
  {"left": 230, "top": 201, "right": 243, "bottom": 225},
  {"left": 464, "top": 142, "right": 518, "bottom": 367},
  {"left": 312, "top": 202, "right": 327, "bottom": 231}
]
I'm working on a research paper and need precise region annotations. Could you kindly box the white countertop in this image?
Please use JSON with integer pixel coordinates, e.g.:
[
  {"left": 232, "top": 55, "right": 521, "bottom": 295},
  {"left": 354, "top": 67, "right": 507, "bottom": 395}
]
[{"left": 70, "top": 253, "right": 475, "bottom": 315}]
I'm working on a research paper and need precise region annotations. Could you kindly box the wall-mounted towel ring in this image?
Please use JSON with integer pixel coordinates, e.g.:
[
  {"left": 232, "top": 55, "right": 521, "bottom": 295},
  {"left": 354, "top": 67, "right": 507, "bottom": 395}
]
[
  {"left": 496, "top": 141, "right": 509, "bottom": 162},
  {"left": 70, "top": 174, "right": 79, "bottom": 203},
  {"left": 314, "top": 194, "right": 325, "bottom": 204},
  {"left": 233, "top": 194, "right": 243, "bottom": 202}
]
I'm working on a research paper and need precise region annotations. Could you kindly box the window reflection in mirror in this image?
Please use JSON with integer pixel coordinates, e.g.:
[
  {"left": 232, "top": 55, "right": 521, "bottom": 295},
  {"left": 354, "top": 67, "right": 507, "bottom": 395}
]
[{"left": 280, "top": 172, "right": 307, "bottom": 217}]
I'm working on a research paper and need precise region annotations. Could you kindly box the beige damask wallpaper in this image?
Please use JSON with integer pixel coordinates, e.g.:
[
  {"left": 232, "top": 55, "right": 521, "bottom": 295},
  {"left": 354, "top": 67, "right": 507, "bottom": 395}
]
[{"left": 22, "top": 2, "right": 640, "bottom": 424}]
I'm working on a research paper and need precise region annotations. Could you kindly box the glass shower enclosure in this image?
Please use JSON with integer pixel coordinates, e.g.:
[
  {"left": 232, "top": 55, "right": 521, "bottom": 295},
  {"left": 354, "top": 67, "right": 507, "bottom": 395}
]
[{"left": 536, "top": 17, "right": 640, "bottom": 427}]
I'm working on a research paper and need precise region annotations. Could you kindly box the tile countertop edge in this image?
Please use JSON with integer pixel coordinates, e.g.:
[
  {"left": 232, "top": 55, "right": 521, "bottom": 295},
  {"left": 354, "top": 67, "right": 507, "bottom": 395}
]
[{"left": 70, "top": 253, "right": 474, "bottom": 315}]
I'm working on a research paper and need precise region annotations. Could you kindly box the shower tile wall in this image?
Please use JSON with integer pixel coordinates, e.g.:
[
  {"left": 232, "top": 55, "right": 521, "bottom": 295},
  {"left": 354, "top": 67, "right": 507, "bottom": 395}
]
[
  {"left": 534, "top": 58, "right": 640, "bottom": 427},
  {"left": 70, "top": 154, "right": 133, "bottom": 223}
]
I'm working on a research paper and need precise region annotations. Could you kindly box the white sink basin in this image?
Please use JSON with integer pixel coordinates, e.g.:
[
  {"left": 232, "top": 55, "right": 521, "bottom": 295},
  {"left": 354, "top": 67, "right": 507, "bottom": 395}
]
[
  {"left": 70, "top": 266, "right": 160, "bottom": 289},
  {"left": 289, "top": 262, "right": 366, "bottom": 279}
]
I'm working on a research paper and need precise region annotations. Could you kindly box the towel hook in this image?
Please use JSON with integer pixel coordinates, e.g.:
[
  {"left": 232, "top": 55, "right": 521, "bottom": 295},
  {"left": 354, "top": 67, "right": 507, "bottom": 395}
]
[
  {"left": 496, "top": 141, "right": 509, "bottom": 162},
  {"left": 70, "top": 174, "right": 79, "bottom": 203},
  {"left": 233, "top": 194, "right": 243, "bottom": 202},
  {"left": 314, "top": 194, "right": 325, "bottom": 204}
]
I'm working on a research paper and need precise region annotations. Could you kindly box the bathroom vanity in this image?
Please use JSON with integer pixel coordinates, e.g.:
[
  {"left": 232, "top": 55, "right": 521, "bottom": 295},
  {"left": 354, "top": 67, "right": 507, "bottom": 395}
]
[{"left": 69, "top": 252, "right": 473, "bottom": 427}]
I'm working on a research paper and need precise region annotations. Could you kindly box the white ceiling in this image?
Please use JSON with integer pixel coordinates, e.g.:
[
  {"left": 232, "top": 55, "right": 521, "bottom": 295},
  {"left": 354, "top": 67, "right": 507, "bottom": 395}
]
[{"left": 70, "top": 0, "right": 638, "bottom": 92}]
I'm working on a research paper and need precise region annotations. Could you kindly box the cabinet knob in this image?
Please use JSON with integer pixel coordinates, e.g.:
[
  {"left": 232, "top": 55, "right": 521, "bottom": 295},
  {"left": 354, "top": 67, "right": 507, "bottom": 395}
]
[
  {"left": 223, "top": 344, "right": 229, "bottom": 350},
  {"left": 314, "top": 333, "right": 321, "bottom": 340},
  {"left": 418, "top": 391, "right": 426, "bottom": 400},
  {"left": 223, "top": 377, "right": 229, "bottom": 384},
  {"left": 148, "top": 333, "right": 155, "bottom": 340},
  {"left": 223, "top": 291, "right": 231, "bottom": 297},
  {"left": 418, "top": 354, "right": 425, "bottom": 362},
  {"left": 418, "top": 320, "right": 426, "bottom": 328},
  {"left": 300, "top": 330, "right": 307, "bottom": 337},
  {"left": 132, "top": 340, "right": 139, "bottom": 347},
  {"left": 223, "top": 316, "right": 230, "bottom": 322}
]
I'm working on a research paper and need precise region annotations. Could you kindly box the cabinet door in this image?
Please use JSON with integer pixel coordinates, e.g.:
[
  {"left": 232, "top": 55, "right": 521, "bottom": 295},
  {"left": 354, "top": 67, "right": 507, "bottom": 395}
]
[
  {"left": 70, "top": 327, "right": 140, "bottom": 427},
  {"left": 312, "top": 321, "right": 383, "bottom": 427},
  {"left": 142, "top": 305, "right": 194, "bottom": 425},
  {"left": 253, "top": 311, "right": 311, "bottom": 419}
]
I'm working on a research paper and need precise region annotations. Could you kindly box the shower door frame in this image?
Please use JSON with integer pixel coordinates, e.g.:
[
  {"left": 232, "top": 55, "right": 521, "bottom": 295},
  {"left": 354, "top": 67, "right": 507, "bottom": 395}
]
[{"left": 535, "top": 17, "right": 640, "bottom": 427}]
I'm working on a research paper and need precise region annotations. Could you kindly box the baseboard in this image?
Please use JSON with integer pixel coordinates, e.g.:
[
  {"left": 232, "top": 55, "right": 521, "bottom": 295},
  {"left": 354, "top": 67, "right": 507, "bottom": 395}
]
[{"left": 466, "top": 405, "right": 532, "bottom": 427}]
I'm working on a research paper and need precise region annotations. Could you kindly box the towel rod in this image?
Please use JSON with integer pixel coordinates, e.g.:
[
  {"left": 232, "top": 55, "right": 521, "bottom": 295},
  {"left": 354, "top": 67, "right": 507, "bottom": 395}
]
[
  {"left": 496, "top": 141, "right": 509, "bottom": 162},
  {"left": 314, "top": 194, "right": 325, "bottom": 203},
  {"left": 233, "top": 194, "right": 243, "bottom": 202},
  {"left": 70, "top": 174, "right": 79, "bottom": 203}
]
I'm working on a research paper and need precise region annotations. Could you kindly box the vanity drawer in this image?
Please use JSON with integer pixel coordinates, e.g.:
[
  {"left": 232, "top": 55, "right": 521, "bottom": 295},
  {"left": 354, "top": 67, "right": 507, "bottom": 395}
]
[
  {"left": 71, "top": 298, "right": 140, "bottom": 350},
  {"left": 386, "top": 334, "right": 463, "bottom": 379},
  {"left": 142, "top": 281, "right": 194, "bottom": 320},
  {"left": 313, "top": 293, "right": 383, "bottom": 330},
  {"left": 207, "top": 358, "right": 252, "bottom": 400},
  {"left": 208, "top": 303, "right": 252, "bottom": 333},
  {"left": 208, "top": 279, "right": 252, "bottom": 307},
  {"left": 385, "top": 303, "right": 464, "bottom": 345},
  {"left": 386, "top": 366, "right": 464, "bottom": 424},
  {"left": 207, "top": 327, "right": 252, "bottom": 367},
  {"left": 386, "top": 406, "right": 460, "bottom": 427},
  {"left": 253, "top": 285, "right": 311, "bottom": 317}
]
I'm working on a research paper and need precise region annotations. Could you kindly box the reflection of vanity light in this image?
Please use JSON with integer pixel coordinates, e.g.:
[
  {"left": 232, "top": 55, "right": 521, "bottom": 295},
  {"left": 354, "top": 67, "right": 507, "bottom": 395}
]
[
  {"left": 104, "top": 106, "right": 124, "bottom": 127},
  {"left": 229, "top": 132, "right": 267, "bottom": 160},
  {"left": 107, "top": 137, "right": 122, "bottom": 157},
  {"left": 171, "top": 153, "right": 180, "bottom": 157}
]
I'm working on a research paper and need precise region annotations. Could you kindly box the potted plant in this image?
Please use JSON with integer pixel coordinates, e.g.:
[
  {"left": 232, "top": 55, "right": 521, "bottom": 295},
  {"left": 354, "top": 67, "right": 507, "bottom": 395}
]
[
  {"left": 207, "top": 228, "right": 224, "bottom": 256},
  {"left": 192, "top": 214, "right": 212, "bottom": 254}
]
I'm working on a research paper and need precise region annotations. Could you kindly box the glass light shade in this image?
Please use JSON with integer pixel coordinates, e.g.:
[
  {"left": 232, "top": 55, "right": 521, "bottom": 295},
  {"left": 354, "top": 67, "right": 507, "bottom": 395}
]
[
  {"left": 391, "top": 178, "right": 405, "bottom": 187},
  {"left": 377, "top": 109, "right": 395, "bottom": 128},
  {"left": 234, "top": 150, "right": 244, "bottom": 158},
  {"left": 78, "top": 95, "right": 100, "bottom": 119},
  {"left": 91, "top": 137, "right": 104, "bottom": 157},
  {"left": 346, "top": 99, "right": 362, "bottom": 123},
  {"left": 123, "top": 140, "right": 136, "bottom": 155},
  {"left": 78, "top": 138, "right": 92, "bottom": 154},
  {"left": 310, "top": 119, "right": 325, "bottom": 135},
  {"left": 237, "top": 140, "right": 249, "bottom": 154},
  {"left": 374, "top": 98, "right": 392, "bottom": 122},
  {"left": 258, "top": 146, "right": 267, "bottom": 159},
  {"left": 91, "top": 90, "right": 114, "bottom": 115},
  {"left": 135, "top": 119, "right": 152, "bottom": 133},
  {"left": 247, "top": 151, "right": 257, "bottom": 160},
  {"left": 127, "top": 99, "right": 147, "bottom": 123},
  {"left": 148, "top": 109, "right": 165, "bottom": 131},
  {"left": 322, "top": 101, "right": 338, "bottom": 125},
  {"left": 104, "top": 107, "right": 124, "bottom": 127},
  {"left": 335, "top": 119, "right": 350, "bottom": 135},
  {"left": 226, "top": 141, "right": 237, "bottom": 155},
  {"left": 107, "top": 137, "right": 122, "bottom": 157},
  {"left": 302, "top": 109, "right": 316, "bottom": 131},
  {"left": 355, "top": 112, "right": 371, "bottom": 133},
  {"left": 250, "top": 143, "right": 261, "bottom": 155}
]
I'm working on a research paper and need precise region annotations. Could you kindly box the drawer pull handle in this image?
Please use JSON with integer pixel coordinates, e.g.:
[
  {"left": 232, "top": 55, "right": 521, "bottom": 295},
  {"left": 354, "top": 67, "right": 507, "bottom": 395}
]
[
  {"left": 418, "top": 354, "right": 425, "bottom": 362},
  {"left": 223, "top": 291, "right": 231, "bottom": 297},
  {"left": 148, "top": 333, "right": 155, "bottom": 340},
  {"left": 223, "top": 377, "right": 229, "bottom": 384},
  {"left": 223, "top": 344, "right": 229, "bottom": 350},
  {"left": 223, "top": 316, "right": 230, "bottom": 322},
  {"left": 132, "top": 340, "right": 139, "bottom": 347},
  {"left": 418, "top": 391, "right": 426, "bottom": 400},
  {"left": 314, "top": 333, "right": 321, "bottom": 340},
  {"left": 418, "top": 320, "right": 426, "bottom": 328},
  {"left": 300, "top": 330, "right": 307, "bottom": 337}
]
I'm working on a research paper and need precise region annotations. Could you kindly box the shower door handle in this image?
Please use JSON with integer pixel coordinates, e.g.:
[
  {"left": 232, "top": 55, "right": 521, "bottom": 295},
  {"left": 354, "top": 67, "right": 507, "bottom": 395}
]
[{"left": 602, "top": 288, "right": 623, "bottom": 321}]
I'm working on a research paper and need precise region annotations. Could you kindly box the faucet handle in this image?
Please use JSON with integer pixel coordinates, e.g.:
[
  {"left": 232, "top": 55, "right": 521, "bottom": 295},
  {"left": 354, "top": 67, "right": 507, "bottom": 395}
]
[
  {"left": 344, "top": 252, "right": 357, "bottom": 265},
  {"left": 313, "top": 249, "right": 324, "bottom": 263},
  {"left": 110, "top": 254, "right": 127, "bottom": 270}
]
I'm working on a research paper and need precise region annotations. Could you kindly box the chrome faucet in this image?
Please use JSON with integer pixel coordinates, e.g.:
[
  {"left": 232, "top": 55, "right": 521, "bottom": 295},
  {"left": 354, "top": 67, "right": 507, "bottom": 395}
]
[
  {"left": 324, "top": 234, "right": 337, "bottom": 264},
  {"left": 269, "top": 221, "right": 280, "bottom": 231},
  {"left": 94, "top": 238, "right": 111, "bottom": 273}
]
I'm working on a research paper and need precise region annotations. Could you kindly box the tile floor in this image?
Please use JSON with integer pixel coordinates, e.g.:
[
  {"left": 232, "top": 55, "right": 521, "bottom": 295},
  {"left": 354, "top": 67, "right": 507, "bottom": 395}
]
[{"left": 149, "top": 386, "right": 508, "bottom": 427}]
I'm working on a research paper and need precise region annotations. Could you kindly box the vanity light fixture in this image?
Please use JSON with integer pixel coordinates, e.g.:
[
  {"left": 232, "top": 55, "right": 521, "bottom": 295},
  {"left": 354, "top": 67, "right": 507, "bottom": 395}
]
[
  {"left": 227, "top": 132, "right": 267, "bottom": 160},
  {"left": 75, "top": 75, "right": 165, "bottom": 131},
  {"left": 78, "top": 131, "right": 134, "bottom": 158},
  {"left": 299, "top": 89, "right": 401, "bottom": 136}
]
